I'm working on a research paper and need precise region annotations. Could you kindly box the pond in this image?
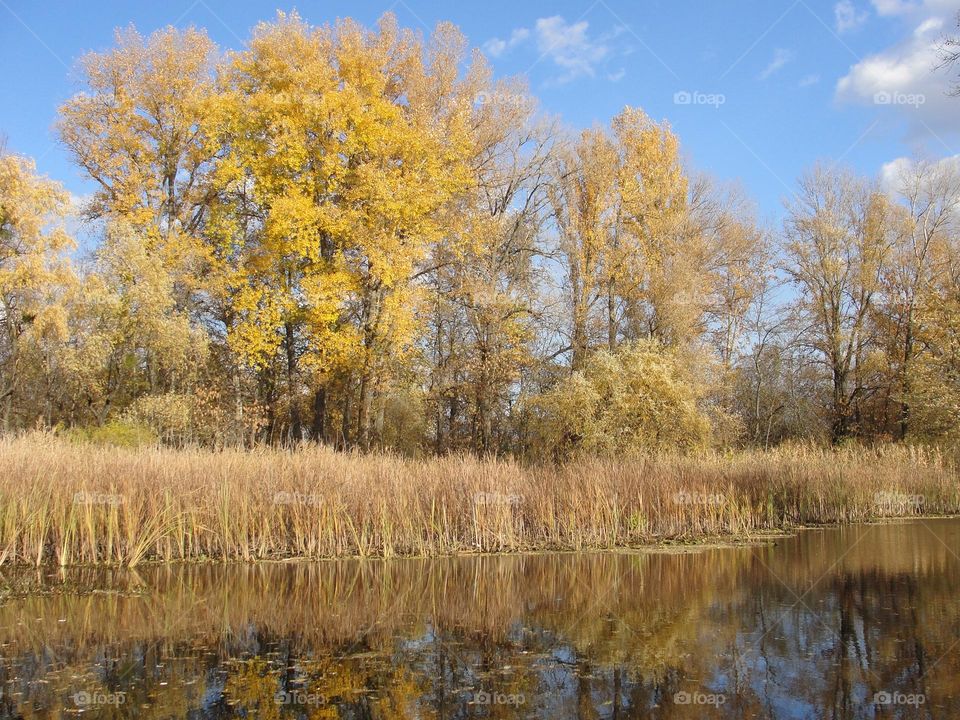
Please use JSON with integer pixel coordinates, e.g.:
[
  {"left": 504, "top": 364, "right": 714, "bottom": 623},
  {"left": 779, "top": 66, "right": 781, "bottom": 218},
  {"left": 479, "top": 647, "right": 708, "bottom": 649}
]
[{"left": 1, "top": 518, "right": 959, "bottom": 718}]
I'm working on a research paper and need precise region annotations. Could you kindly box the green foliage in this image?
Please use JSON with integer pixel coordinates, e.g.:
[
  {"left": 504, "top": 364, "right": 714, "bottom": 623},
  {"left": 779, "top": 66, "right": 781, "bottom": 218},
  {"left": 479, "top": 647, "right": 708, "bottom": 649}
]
[{"left": 531, "top": 340, "right": 712, "bottom": 457}]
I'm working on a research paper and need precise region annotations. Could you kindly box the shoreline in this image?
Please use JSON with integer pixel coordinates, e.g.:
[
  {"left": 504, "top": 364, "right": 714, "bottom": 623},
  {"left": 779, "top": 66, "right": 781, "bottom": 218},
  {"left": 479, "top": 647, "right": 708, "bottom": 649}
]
[{"left": 1, "top": 515, "right": 957, "bottom": 573}]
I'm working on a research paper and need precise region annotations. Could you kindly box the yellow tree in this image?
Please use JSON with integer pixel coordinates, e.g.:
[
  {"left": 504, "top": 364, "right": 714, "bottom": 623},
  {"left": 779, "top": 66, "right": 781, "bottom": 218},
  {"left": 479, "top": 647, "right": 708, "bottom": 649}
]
[
  {"left": 532, "top": 339, "right": 712, "bottom": 457},
  {"left": 57, "top": 24, "right": 219, "bottom": 305},
  {"left": 209, "top": 13, "right": 349, "bottom": 442},
  {"left": 547, "top": 127, "right": 620, "bottom": 370},
  {"left": 61, "top": 222, "right": 208, "bottom": 426},
  {"left": 613, "top": 107, "right": 693, "bottom": 346},
  {"left": 909, "top": 269, "right": 960, "bottom": 443},
  {"left": 0, "top": 151, "right": 74, "bottom": 429},
  {"left": 213, "top": 13, "right": 474, "bottom": 447},
  {"left": 334, "top": 17, "right": 474, "bottom": 449}
]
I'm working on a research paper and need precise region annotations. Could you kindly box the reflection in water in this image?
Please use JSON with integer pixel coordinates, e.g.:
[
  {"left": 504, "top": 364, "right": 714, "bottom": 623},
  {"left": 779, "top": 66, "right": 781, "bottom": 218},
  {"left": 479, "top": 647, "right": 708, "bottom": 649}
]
[{"left": 1, "top": 520, "right": 959, "bottom": 718}]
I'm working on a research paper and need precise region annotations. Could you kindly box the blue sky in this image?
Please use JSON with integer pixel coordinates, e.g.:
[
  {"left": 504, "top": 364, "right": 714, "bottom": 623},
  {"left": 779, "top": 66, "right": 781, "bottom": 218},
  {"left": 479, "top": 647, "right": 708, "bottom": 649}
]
[{"left": 1, "top": 0, "right": 957, "bottom": 228}]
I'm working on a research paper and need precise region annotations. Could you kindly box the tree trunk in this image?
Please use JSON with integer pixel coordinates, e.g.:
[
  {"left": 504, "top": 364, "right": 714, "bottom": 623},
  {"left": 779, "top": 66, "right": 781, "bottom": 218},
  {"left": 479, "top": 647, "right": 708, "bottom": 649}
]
[
  {"left": 283, "top": 321, "right": 301, "bottom": 444},
  {"left": 607, "top": 277, "right": 617, "bottom": 352},
  {"left": 357, "top": 369, "right": 376, "bottom": 451},
  {"left": 311, "top": 385, "right": 327, "bottom": 444},
  {"left": 340, "top": 384, "right": 352, "bottom": 450},
  {"left": 900, "top": 316, "right": 913, "bottom": 440}
]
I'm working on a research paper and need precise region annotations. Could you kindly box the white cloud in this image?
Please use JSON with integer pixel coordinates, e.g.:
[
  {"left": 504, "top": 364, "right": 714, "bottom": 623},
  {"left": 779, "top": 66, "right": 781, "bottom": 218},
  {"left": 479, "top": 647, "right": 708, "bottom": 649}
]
[
  {"left": 484, "top": 17, "right": 633, "bottom": 85},
  {"left": 879, "top": 154, "right": 960, "bottom": 195},
  {"left": 759, "top": 48, "right": 794, "bottom": 80},
  {"left": 836, "top": 6, "right": 957, "bottom": 139},
  {"left": 482, "top": 27, "right": 530, "bottom": 58},
  {"left": 913, "top": 16, "right": 943, "bottom": 35},
  {"left": 800, "top": 74, "right": 821, "bottom": 87},
  {"left": 534, "top": 16, "right": 611, "bottom": 83},
  {"left": 835, "top": 0, "right": 869, "bottom": 32},
  {"left": 483, "top": 38, "right": 507, "bottom": 57},
  {"left": 871, "top": 0, "right": 917, "bottom": 16},
  {"left": 871, "top": 0, "right": 957, "bottom": 17}
]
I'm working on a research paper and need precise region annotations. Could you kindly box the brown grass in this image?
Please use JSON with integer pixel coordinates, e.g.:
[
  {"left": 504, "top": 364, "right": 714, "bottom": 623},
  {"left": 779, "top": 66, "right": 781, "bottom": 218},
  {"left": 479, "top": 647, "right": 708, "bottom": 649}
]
[{"left": 0, "top": 435, "right": 956, "bottom": 566}]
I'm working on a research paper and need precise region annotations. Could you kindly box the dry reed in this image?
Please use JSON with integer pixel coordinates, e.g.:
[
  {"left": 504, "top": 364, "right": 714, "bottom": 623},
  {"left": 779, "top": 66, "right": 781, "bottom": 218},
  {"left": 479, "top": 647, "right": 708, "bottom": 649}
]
[{"left": 0, "top": 435, "right": 956, "bottom": 566}]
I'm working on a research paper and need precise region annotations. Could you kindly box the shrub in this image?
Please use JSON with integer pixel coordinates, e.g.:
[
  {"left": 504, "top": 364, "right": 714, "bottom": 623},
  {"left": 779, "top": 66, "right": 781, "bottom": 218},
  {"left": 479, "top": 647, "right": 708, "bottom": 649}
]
[
  {"left": 531, "top": 340, "right": 712, "bottom": 457},
  {"left": 124, "top": 390, "right": 229, "bottom": 446},
  {"left": 64, "top": 420, "right": 157, "bottom": 448}
]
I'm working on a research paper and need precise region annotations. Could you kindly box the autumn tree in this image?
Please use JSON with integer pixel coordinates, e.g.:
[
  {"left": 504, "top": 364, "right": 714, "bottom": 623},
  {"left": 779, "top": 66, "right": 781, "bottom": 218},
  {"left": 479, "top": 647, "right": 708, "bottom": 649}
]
[
  {"left": 613, "top": 107, "right": 693, "bottom": 347},
  {"left": 56, "top": 25, "right": 221, "bottom": 433},
  {"left": 783, "top": 166, "right": 894, "bottom": 443},
  {"left": 58, "top": 25, "right": 219, "bottom": 303},
  {"left": 908, "top": 273, "right": 960, "bottom": 444},
  {"left": 60, "top": 222, "right": 208, "bottom": 428},
  {"left": 422, "top": 77, "right": 555, "bottom": 453},
  {"left": 877, "top": 160, "right": 960, "bottom": 438},
  {"left": 938, "top": 13, "right": 960, "bottom": 95},
  {"left": 0, "top": 152, "right": 75, "bottom": 429},
  {"left": 212, "top": 13, "right": 475, "bottom": 447},
  {"left": 547, "top": 127, "right": 620, "bottom": 370}
]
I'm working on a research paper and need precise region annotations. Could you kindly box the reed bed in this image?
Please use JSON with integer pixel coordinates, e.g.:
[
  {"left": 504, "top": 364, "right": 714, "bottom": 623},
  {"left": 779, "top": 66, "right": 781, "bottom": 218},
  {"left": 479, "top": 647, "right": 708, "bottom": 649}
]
[{"left": 0, "top": 435, "right": 956, "bottom": 566}]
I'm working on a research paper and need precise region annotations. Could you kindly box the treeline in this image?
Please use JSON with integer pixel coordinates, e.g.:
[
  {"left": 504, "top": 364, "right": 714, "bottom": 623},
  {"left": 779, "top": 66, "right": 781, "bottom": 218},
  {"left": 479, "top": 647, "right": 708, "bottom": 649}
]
[{"left": 1, "top": 13, "right": 959, "bottom": 454}]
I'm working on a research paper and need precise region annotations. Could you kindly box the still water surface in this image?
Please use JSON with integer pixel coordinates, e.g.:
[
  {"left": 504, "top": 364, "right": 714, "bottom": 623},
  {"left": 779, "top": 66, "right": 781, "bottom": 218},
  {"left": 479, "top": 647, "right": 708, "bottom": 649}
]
[{"left": 1, "top": 519, "right": 960, "bottom": 718}]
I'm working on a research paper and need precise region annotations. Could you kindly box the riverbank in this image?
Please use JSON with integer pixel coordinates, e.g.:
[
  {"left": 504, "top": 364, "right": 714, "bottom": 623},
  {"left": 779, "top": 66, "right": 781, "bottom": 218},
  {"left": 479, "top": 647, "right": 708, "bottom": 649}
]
[{"left": 0, "top": 435, "right": 956, "bottom": 566}]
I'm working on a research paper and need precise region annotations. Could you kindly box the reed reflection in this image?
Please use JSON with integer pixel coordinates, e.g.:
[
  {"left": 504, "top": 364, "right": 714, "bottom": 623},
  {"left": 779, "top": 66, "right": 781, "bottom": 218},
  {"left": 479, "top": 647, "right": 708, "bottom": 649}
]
[{"left": 1, "top": 519, "right": 959, "bottom": 718}]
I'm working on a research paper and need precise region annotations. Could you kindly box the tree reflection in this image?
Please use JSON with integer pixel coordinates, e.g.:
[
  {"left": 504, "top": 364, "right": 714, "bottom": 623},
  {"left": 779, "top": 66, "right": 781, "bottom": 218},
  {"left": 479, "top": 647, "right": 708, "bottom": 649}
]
[{"left": 1, "top": 520, "right": 959, "bottom": 718}]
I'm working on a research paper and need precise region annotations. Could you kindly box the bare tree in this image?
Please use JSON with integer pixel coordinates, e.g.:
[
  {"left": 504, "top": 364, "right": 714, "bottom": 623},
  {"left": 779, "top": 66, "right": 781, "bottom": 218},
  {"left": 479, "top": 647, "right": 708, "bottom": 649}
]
[{"left": 938, "top": 13, "right": 960, "bottom": 95}]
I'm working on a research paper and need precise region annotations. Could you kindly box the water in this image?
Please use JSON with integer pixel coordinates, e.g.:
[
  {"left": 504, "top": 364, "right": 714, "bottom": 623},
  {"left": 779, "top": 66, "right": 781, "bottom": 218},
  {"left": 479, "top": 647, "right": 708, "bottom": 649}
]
[{"left": 1, "top": 519, "right": 959, "bottom": 718}]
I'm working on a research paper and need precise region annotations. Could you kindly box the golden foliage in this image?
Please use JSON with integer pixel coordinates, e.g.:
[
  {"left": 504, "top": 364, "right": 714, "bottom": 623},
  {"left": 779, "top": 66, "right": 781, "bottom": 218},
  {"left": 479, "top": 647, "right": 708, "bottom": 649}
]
[{"left": 532, "top": 341, "right": 712, "bottom": 456}]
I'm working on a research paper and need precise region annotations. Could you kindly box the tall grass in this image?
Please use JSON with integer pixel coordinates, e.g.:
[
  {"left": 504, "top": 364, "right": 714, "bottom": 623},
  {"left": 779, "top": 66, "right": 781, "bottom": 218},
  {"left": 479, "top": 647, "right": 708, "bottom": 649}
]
[{"left": 0, "top": 435, "right": 956, "bottom": 566}]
